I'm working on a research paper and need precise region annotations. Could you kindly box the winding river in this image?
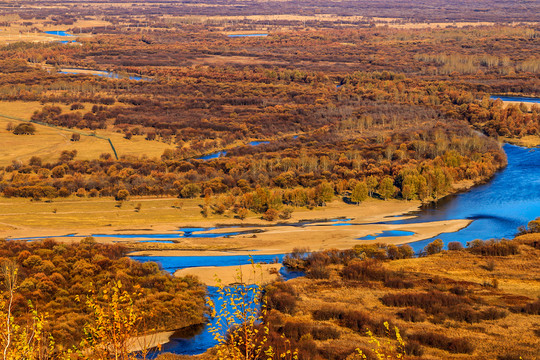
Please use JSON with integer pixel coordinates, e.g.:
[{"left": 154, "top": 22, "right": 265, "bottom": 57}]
[
  {"left": 10, "top": 141, "right": 540, "bottom": 355},
  {"left": 129, "top": 143, "right": 540, "bottom": 356}
]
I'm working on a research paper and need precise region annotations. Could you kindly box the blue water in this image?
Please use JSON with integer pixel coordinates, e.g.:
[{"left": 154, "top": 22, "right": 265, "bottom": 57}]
[
  {"left": 196, "top": 141, "right": 268, "bottom": 160},
  {"left": 490, "top": 95, "right": 540, "bottom": 103},
  {"left": 131, "top": 253, "right": 289, "bottom": 357},
  {"left": 228, "top": 34, "right": 268, "bottom": 38},
  {"left": 248, "top": 141, "right": 270, "bottom": 146},
  {"left": 196, "top": 151, "right": 227, "bottom": 160},
  {"left": 357, "top": 230, "right": 415, "bottom": 240},
  {"left": 131, "top": 254, "right": 285, "bottom": 274},
  {"left": 44, "top": 30, "right": 74, "bottom": 36},
  {"left": 383, "top": 144, "right": 540, "bottom": 252}
]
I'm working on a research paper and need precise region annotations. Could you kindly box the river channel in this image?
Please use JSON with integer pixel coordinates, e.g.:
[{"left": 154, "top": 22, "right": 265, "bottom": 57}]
[{"left": 129, "top": 142, "right": 540, "bottom": 356}]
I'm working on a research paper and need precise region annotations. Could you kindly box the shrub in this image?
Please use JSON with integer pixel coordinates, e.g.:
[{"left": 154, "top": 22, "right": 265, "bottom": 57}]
[
  {"left": 306, "top": 262, "right": 331, "bottom": 279},
  {"left": 262, "top": 208, "right": 279, "bottom": 221},
  {"left": 13, "top": 123, "right": 36, "bottom": 135},
  {"left": 397, "top": 307, "right": 426, "bottom": 322},
  {"left": 115, "top": 189, "right": 129, "bottom": 201},
  {"left": 448, "top": 241, "right": 464, "bottom": 251},
  {"left": 312, "top": 306, "right": 345, "bottom": 321},
  {"left": 424, "top": 239, "right": 444, "bottom": 255},
  {"left": 266, "top": 282, "right": 297, "bottom": 315},
  {"left": 519, "top": 299, "right": 540, "bottom": 315},
  {"left": 404, "top": 340, "right": 424, "bottom": 356},
  {"left": 410, "top": 332, "right": 474, "bottom": 354},
  {"left": 467, "top": 239, "right": 519, "bottom": 256},
  {"left": 384, "top": 277, "right": 414, "bottom": 289},
  {"left": 341, "top": 259, "right": 390, "bottom": 282},
  {"left": 381, "top": 291, "right": 466, "bottom": 314}
]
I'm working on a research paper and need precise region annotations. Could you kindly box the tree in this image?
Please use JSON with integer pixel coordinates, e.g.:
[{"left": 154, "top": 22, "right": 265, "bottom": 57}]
[
  {"left": 51, "top": 165, "right": 66, "bottom": 178},
  {"left": 71, "top": 133, "right": 81, "bottom": 141},
  {"left": 77, "top": 281, "right": 144, "bottom": 360},
  {"left": 0, "top": 261, "right": 53, "bottom": 359},
  {"left": 351, "top": 181, "right": 368, "bottom": 204},
  {"left": 12, "top": 123, "right": 36, "bottom": 135},
  {"left": 180, "top": 183, "right": 201, "bottom": 198},
  {"left": 424, "top": 239, "right": 444, "bottom": 255},
  {"left": 378, "top": 177, "right": 397, "bottom": 200},
  {"left": 116, "top": 189, "right": 129, "bottom": 201},
  {"left": 366, "top": 176, "right": 378, "bottom": 197}
]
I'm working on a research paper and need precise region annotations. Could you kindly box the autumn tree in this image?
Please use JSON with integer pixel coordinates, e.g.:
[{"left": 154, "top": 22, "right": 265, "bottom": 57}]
[{"left": 351, "top": 181, "right": 368, "bottom": 204}]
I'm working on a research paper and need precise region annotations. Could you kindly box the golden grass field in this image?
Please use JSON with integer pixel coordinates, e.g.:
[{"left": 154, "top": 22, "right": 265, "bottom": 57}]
[
  {"left": 0, "top": 15, "right": 108, "bottom": 44},
  {"left": 277, "top": 243, "right": 540, "bottom": 359},
  {"left": 0, "top": 101, "right": 174, "bottom": 166}
]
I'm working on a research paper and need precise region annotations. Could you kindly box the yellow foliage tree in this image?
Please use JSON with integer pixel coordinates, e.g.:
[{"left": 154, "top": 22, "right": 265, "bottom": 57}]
[{"left": 0, "top": 261, "right": 54, "bottom": 360}]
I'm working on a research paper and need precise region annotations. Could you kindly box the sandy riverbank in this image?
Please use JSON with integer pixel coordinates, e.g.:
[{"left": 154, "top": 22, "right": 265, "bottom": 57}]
[
  {"left": 2, "top": 199, "right": 471, "bottom": 256},
  {"left": 175, "top": 263, "right": 282, "bottom": 286},
  {"left": 128, "top": 331, "right": 175, "bottom": 353}
]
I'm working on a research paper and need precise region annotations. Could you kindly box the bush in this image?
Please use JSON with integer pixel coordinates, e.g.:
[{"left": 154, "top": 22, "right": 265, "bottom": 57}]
[
  {"left": 397, "top": 307, "right": 426, "bottom": 322},
  {"left": 312, "top": 306, "right": 345, "bottom": 321},
  {"left": 381, "top": 291, "right": 466, "bottom": 314},
  {"left": 384, "top": 277, "right": 414, "bottom": 289},
  {"left": 13, "top": 123, "right": 36, "bottom": 135},
  {"left": 467, "top": 239, "right": 519, "bottom": 256},
  {"left": 266, "top": 282, "right": 297, "bottom": 315},
  {"left": 306, "top": 262, "right": 331, "bottom": 279},
  {"left": 424, "top": 239, "right": 444, "bottom": 255},
  {"left": 410, "top": 331, "right": 474, "bottom": 354},
  {"left": 519, "top": 299, "right": 540, "bottom": 315},
  {"left": 341, "top": 259, "right": 390, "bottom": 282},
  {"left": 262, "top": 208, "right": 279, "bottom": 221},
  {"left": 115, "top": 189, "right": 129, "bottom": 201},
  {"left": 448, "top": 242, "right": 464, "bottom": 251}
]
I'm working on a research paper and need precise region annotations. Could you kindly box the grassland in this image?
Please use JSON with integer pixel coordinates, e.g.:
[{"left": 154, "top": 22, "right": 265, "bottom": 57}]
[
  {"left": 0, "top": 15, "right": 105, "bottom": 44},
  {"left": 0, "top": 101, "right": 174, "bottom": 166},
  {"left": 256, "top": 241, "right": 540, "bottom": 360}
]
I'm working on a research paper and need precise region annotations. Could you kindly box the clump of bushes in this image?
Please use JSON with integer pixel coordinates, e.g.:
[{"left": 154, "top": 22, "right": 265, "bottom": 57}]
[
  {"left": 466, "top": 239, "right": 519, "bottom": 256},
  {"left": 397, "top": 307, "right": 426, "bottom": 322},
  {"left": 409, "top": 331, "right": 474, "bottom": 354},
  {"left": 266, "top": 281, "right": 297, "bottom": 315}
]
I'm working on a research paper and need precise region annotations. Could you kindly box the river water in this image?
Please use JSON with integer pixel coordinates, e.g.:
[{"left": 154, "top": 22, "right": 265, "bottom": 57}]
[
  {"left": 134, "top": 143, "right": 540, "bottom": 355},
  {"left": 390, "top": 144, "right": 540, "bottom": 252},
  {"left": 8, "top": 141, "right": 540, "bottom": 355}
]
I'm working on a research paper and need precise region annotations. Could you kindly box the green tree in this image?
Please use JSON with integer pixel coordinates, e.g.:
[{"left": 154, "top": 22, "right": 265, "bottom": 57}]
[
  {"left": 351, "top": 181, "right": 368, "bottom": 204},
  {"left": 378, "top": 177, "right": 396, "bottom": 200}
]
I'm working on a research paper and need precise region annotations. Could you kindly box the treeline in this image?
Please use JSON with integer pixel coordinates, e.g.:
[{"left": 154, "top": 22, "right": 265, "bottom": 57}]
[
  {"left": 0, "top": 238, "right": 206, "bottom": 349},
  {"left": 0, "top": 123, "right": 504, "bottom": 217}
]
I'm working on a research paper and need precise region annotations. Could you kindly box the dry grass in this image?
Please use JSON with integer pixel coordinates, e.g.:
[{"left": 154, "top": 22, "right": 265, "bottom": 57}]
[
  {"left": 0, "top": 16, "right": 104, "bottom": 44},
  {"left": 502, "top": 135, "right": 540, "bottom": 148},
  {"left": 274, "top": 244, "right": 540, "bottom": 359},
  {"left": 0, "top": 197, "right": 207, "bottom": 232},
  {"left": 0, "top": 101, "right": 174, "bottom": 166}
]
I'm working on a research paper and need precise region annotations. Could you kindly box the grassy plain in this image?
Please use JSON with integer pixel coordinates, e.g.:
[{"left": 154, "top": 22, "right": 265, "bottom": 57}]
[
  {"left": 0, "top": 101, "right": 174, "bottom": 165},
  {"left": 0, "top": 15, "right": 106, "bottom": 44},
  {"left": 274, "top": 243, "right": 540, "bottom": 359}
]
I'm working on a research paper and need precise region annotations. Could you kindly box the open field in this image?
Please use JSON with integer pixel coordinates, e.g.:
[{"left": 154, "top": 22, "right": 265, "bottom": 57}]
[{"left": 0, "top": 101, "right": 174, "bottom": 165}]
